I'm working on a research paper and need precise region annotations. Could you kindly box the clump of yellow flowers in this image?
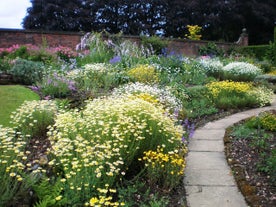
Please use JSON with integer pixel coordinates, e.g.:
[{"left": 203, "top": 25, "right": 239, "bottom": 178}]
[
  {"left": 185, "top": 25, "right": 202, "bottom": 40},
  {"left": 127, "top": 64, "right": 159, "bottom": 84},
  {"left": 139, "top": 145, "right": 187, "bottom": 190}
]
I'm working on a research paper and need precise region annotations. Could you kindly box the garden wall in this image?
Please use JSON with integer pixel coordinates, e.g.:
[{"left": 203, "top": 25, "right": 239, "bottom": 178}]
[{"left": 0, "top": 28, "right": 246, "bottom": 56}]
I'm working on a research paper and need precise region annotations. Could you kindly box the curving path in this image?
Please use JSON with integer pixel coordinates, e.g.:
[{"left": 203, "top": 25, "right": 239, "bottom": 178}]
[{"left": 184, "top": 96, "right": 276, "bottom": 207}]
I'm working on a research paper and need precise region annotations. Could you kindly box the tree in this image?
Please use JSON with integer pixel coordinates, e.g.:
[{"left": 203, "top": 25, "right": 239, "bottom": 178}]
[{"left": 23, "top": 0, "right": 276, "bottom": 44}]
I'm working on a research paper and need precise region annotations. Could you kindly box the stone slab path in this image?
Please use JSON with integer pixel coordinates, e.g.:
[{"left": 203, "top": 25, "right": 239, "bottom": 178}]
[{"left": 184, "top": 96, "right": 276, "bottom": 207}]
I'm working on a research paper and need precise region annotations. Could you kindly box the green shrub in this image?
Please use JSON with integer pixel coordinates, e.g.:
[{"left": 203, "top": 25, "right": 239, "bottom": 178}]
[
  {"left": 10, "top": 58, "right": 45, "bottom": 85},
  {"left": 184, "top": 85, "right": 218, "bottom": 118},
  {"left": 67, "top": 63, "right": 120, "bottom": 98},
  {"left": 206, "top": 81, "right": 273, "bottom": 109},
  {"left": 265, "top": 27, "right": 276, "bottom": 64},
  {"left": 237, "top": 45, "right": 269, "bottom": 60},
  {"left": 141, "top": 35, "right": 168, "bottom": 55},
  {"left": 198, "top": 42, "right": 224, "bottom": 57},
  {"left": 37, "top": 72, "right": 77, "bottom": 99}
]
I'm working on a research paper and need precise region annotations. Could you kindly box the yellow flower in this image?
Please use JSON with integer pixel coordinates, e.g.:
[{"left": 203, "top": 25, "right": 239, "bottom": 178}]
[
  {"left": 55, "top": 195, "right": 62, "bottom": 201},
  {"left": 90, "top": 197, "right": 99, "bottom": 205}
]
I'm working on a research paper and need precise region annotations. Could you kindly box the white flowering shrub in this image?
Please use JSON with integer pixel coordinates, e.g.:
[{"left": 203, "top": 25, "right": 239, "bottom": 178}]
[
  {"left": 67, "top": 63, "right": 118, "bottom": 95},
  {"left": 0, "top": 126, "right": 38, "bottom": 205},
  {"left": 10, "top": 100, "right": 58, "bottom": 138},
  {"left": 112, "top": 82, "right": 184, "bottom": 113},
  {"left": 198, "top": 58, "right": 223, "bottom": 78},
  {"left": 47, "top": 95, "right": 185, "bottom": 205},
  {"left": 222, "top": 62, "right": 262, "bottom": 81},
  {"left": 248, "top": 86, "right": 274, "bottom": 107}
]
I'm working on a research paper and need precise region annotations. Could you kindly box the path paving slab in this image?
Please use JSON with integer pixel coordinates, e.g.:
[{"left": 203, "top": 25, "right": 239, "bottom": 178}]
[
  {"left": 185, "top": 152, "right": 228, "bottom": 170},
  {"left": 186, "top": 186, "right": 248, "bottom": 207},
  {"left": 188, "top": 140, "right": 224, "bottom": 152}
]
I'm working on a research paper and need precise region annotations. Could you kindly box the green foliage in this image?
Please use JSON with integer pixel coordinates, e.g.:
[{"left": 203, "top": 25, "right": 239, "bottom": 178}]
[
  {"left": 230, "top": 112, "right": 276, "bottom": 185},
  {"left": 33, "top": 178, "right": 66, "bottom": 207},
  {"left": 258, "top": 149, "right": 276, "bottom": 185},
  {"left": 265, "top": 27, "right": 276, "bottom": 64},
  {"left": 198, "top": 42, "right": 224, "bottom": 57},
  {"left": 183, "top": 86, "right": 218, "bottom": 118},
  {"left": 141, "top": 35, "right": 168, "bottom": 55},
  {"left": 37, "top": 72, "right": 77, "bottom": 99},
  {"left": 0, "top": 58, "right": 12, "bottom": 73},
  {"left": 67, "top": 63, "right": 122, "bottom": 98},
  {"left": 140, "top": 146, "right": 186, "bottom": 190},
  {"left": 117, "top": 179, "right": 169, "bottom": 207},
  {"left": 87, "top": 32, "right": 114, "bottom": 63},
  {"left": 10, "top": 58, "right": 45, "bottom": 85},
  {"left": 206, "top": 81, "right": 273, "bottom": 109},
  {"left": 237, "top": 45, "right": 269, "bottom": 61}
]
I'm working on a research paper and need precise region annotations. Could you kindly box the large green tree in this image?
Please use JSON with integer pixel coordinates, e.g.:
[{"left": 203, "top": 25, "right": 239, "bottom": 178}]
[{"left": 23, "top": 0, "right": 276, "bottom": 44}]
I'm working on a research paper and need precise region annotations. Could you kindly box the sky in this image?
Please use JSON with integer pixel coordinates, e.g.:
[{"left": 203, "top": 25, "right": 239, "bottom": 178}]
[{"left": 0, "top": 0, "right": 31, "bottom": 29}]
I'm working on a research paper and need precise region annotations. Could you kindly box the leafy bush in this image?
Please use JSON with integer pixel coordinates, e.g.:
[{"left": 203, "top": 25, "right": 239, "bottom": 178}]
[
  {"left": 67, "top": 63, "right": 120, "bottom": 97},
  {"left": 206, "top": 81, "right": 273, "bottom": 109},
  {"left": 184, "top": 85, "right": 218, "bottom": 118},
  {"left": 247, "top": 110, "right": 276, "bottom": 132},
  {"left": 222, "top": 61, "right": 262, "bottom": 81},
  {"left": 10, "top": 58, "right": 45, "bottom": 85},
  {"left": 87, "top": 32, "right": 114, "bottom": 63},
  {"left": 36, "top": 72, "right": 77, "bottom": 99},
  {"left": 198, "top": 42, "right": 224, "bottom": 57},
  {"left": 236, "top": 45, "right": 269, "bottom": 60},
  {"left": 141, "top": 35, "right": 168, "bottom": 55},
  {"left": 127, "top": 64, "right": 159, "bottom": 84}
]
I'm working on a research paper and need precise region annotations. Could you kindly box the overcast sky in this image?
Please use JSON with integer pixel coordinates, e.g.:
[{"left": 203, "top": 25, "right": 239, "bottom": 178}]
[{"left": 0, "top": 0, "right": 31, "bottom": 29}]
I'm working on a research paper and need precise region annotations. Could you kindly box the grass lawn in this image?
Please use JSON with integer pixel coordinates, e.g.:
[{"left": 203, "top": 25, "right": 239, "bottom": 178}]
[{"left": 0, "top": 85, "right": 40, "bottom": 127}]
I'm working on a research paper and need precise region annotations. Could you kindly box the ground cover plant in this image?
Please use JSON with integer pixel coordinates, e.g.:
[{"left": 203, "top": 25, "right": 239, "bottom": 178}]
[
  {"left": 225, "top": 110, "right": 276, "bottom": 207},
  {"left": 0, "top": 32, "right": 275, "bottom": 206}
]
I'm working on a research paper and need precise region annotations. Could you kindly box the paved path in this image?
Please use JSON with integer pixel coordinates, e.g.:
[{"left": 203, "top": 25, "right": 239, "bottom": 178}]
[{"left": 184, "top": 96, "right": 276, "bottom": 207}]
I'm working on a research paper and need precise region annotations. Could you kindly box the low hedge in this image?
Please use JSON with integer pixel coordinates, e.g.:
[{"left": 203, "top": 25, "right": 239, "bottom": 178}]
[{"left": 236, "top": 45, "right": 269, "bottom": 60}]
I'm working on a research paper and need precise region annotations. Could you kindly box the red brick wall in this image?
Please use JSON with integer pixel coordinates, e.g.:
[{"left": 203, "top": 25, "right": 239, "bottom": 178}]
[
  {"left": 0, "top": 29, "right": 239, "bottom": 56},
  {"left": 0, "top": 29, "right": 83, "bottom": 49}
]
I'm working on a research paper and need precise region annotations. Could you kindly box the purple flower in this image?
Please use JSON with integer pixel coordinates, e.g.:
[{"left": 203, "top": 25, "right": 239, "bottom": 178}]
[
  {"left": 181, "top": 119, "right": 195, "bottom": 142},
  {"left": 109, "top": 56, "right": 121, "bottom": 64},
  {"left": 29, "top": 85, "right": 41, "bottom": 92}
]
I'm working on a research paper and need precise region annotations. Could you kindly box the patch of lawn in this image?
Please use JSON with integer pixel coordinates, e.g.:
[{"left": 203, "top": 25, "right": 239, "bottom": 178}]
[{"left": 0, "top": 85, "right": 40, "bottom": 127}]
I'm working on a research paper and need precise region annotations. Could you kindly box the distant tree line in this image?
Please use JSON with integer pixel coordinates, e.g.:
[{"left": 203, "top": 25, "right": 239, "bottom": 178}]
[{"left": 23, "top": 0, "right": 276, "bottom": 44}]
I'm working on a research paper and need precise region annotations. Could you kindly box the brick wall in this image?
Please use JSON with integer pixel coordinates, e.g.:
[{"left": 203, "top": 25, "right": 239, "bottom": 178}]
[
  {"left": 0, "top": 29, "right": 83, "bottom": 49},
  {"left": 0, "top": 29, "right": 242, "bottom": 56}
]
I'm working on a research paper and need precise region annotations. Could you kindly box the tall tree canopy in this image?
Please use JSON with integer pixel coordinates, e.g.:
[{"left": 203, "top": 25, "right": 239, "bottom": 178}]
[{"left": 23, "top": 0, "right": 276, "bottom": 44}]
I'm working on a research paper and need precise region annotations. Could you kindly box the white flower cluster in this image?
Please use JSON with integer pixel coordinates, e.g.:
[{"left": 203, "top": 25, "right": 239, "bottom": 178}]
[
  {"left": 223, "top": 62, "right": 262, "bottom": 78},
  {"left": 112, "top": 82, "right": 183, "bottom": 111},
  {"left": 198, "top": 58, "right": 223, "bottom": 75},
  {"left": 67, "top": 63, "right": 113, "bottom": 80},
  {"left": 248, "top": 86, "right": 274, "bottom": 107}
]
